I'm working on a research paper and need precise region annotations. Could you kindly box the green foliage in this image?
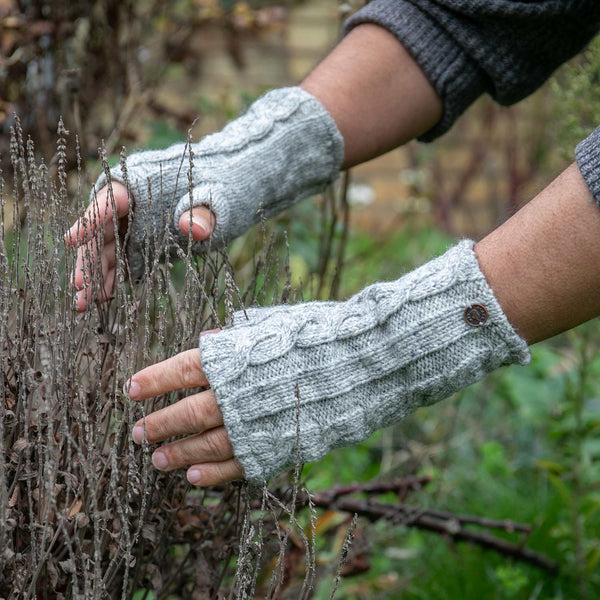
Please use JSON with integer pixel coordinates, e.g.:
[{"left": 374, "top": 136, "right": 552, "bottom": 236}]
[
  {"left": 300, "top": 319, "right": 600, "bottom": 598},
  {"left": 146, "top": 121, "right": 187, "bottom": 150},
  {"left": 553, "top": 36, "right": 600, "bottom": 158}
]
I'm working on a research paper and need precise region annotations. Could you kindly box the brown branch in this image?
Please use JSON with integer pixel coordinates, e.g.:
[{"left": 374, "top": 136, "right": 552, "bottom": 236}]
[
  {"left": 407, "top": 507, "right": 531, "bottom": 534},
  {"left": 264, "top": 477, "right": 556, "bottom": 573},
  {"left": 305, "top": 496, "right": 557, "bottom": 573},
  {"left": 305, "top": 475, "right": 432, "bottom": 503},
  {"left": 329, "top": 170, "right": 351, "bottom": 300}
]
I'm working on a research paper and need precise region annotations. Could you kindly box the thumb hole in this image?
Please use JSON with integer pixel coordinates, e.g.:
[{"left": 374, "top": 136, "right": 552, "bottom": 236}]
[{"left": 179, "top": 206, "right": 215, "bottom": 241}]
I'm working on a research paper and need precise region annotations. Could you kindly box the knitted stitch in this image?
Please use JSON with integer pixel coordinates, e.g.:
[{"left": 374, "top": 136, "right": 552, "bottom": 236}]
[
  {"left": 344, "top": 0, "right": 600, "bottom": 140},
  {"left": 92, "top": 87, "right": 344, "bottom": 279},
  {"left": 200, "top": 241, "right": 530, "bottom": 482},
  {"left": 576, "top": 126, "right": 600, "bottom": 207}
]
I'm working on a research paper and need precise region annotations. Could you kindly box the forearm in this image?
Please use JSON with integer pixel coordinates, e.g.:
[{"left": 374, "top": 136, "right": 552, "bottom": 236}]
[
  {"left": 301, "top": 24, "right": 442, "bottom": 168},
  {"left": 475, "top": 163, "right": 600, "bottom": 345},
  {"left": 343, "top": 1, "right": 600, "bottom": 141}
]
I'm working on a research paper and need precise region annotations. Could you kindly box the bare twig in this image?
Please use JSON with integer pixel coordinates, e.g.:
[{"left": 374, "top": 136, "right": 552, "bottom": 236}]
[
  {"left": 291, "top": 493, "right": 556, "bottom": 572},
  {"left": 262, "top": 475, "right": 555, "bottom": 574}
]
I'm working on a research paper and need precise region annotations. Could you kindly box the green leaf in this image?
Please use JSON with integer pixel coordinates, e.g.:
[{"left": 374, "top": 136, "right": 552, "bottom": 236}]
[{"left": 548, "top": 473, "right": 572, "bottom": 505}]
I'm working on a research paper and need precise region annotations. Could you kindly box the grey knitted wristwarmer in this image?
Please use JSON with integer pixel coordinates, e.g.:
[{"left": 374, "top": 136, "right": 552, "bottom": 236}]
[
  {"left": 344, "top": 0, "right": 600, "bottom": 141},
  {"left": 576, "top": 126, "right": 600, "bottom": 208},
  {"left": 200, "top": 240, "right": 530, "bottom": 482},
  {"left": 93, "top": 87, "right": 344, "bottom": 279}
]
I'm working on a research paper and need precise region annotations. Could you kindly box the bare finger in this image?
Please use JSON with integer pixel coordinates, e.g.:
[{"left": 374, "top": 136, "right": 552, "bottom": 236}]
[
  {"left": 132, "top": 389, "right": 222, "bottom": 443},
  {"left": 65, "top": 182, "right": 130, "bottom": 247},
  {"left": 101, "top": 265, "right": 116, "bottom": 305},
  {"left": 72, "top": 244, "right": 101, "bottom": 311},
  {"left": 72, "top": 237, "right": 115, "bottom": 289},
  {"left": 127, "top": 348, "right": 209, "bottom": 399},
  {"left": 151, "top": 426, "right": 234, "bottom": 471},
  {"left": 187, "top": 458, "right": 244, "bottom": 487},
  {"left": 178, "top": 206, "right": 216, "bottom": 241}
]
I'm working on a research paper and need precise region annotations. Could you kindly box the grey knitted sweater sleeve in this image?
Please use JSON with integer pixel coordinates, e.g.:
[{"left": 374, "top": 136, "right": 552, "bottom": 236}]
[
  {"left": 576, "top": 126, "right": 600, "bottom": 208},
  {"left": 344, "top": 0, "right": 600, "bottom": 140},
  {"left": 200, "top": 240, "right": 530, "bottom": 483}
]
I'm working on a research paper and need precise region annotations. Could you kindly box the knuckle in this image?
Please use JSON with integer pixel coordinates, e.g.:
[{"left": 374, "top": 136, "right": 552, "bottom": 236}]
[
  {"left": 231, "top": 458, "right": 245, "bottom": 480},
  {"left": 203, "top": 429, "right": 228, "bottom": 459},
  {"left": 212, "top": 462, "right": 230, "bottom": 483},
  {"left": 219, "top": 458, "right": 243, "bottom": 483},
  {"left": 232, "top": 457, "right": 244, "bottom": 472},
  {"left": 178, "top": 351, "right": 200, "bottom": 388},
  {"left": 182, "top": 396, "right": 205, "bottom": 432},
  {"left": 147, "top": 372, "right": 163, "bottom": 398},
  {"left": 142, "top": 415, "right": 162, "bottom": 441}
]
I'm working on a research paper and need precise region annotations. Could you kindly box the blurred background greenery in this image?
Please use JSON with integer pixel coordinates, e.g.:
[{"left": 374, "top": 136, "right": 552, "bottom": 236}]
[{"left": 2, "top": 0, "right": 599, "bottom": 598}]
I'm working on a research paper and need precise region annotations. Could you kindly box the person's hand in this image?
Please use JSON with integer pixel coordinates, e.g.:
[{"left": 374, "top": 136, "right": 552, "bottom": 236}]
[
  {"left": 196, "top": 241, "right": 530, "bottom": 483},
  {"left": 64, "top": 181, "right": 215, "bottom": 312},
  {"left": 64, "top": 181, "right": 129, "bottom": 311},
  {"left": 123, "top": 242, "right": 529, "bottom": 485},
  {"left": 127, "top": 346, "right": 244, "bottom": 486},
  {"left": 71, "top": 88, "right": 342, "bottom": 289}
]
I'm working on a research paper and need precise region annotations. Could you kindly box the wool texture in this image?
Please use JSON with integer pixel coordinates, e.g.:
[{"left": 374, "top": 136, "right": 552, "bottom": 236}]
[
  {"left": 92, "top": 87, "right": 344, "bottom": 280},
  {"left": 344, "top": 0, "right": 600, "bottom": 140},
  {"left": 576, "top": 126, "right": 600, "bottom": 208},
  {"left": 200, "top": 241, "right": 530, "bottom": 482}
]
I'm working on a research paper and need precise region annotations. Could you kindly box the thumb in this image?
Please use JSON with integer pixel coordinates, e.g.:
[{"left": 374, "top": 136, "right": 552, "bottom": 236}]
[{"left": 178, "top": 206, "right": 215, "bottom": 241}]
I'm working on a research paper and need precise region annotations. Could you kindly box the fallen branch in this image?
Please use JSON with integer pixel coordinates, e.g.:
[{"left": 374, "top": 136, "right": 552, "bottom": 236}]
[
  {"left": 313, "top": 497, "right": 556, "bottom": 573},
  {"left": 265, "top": 477, "right": 556, "bottom": 573},
  {"left": 299, "top": 475, "right": 432, "bottom": 503}
]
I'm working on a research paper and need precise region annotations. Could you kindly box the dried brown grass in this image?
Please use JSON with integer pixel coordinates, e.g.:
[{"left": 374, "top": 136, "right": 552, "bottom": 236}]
[{"left": 0, "top": 120, "right": 353, "bottom": 599}]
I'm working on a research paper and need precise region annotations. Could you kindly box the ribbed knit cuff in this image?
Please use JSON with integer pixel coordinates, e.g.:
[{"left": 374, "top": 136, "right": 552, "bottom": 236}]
[
  {"left": 343, "top": 0, "right": 486, "bottom": 141},
  {"left": 575, "top": 126, "right": 600, "bottom": 207}
]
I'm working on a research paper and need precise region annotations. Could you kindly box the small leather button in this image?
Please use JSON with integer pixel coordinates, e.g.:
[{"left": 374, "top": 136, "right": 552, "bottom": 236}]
[{"left": 464, "top": 303, "right": 488, "bottom": 327}]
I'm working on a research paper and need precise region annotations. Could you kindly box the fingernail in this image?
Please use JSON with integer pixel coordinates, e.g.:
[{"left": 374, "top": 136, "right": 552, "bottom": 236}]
[
  {"left": 191, "top": 216, "right": 210, "bottom": 240},
  {"left": 125, "top": 380, "right": 141, "bottom": 399},
  {"left": 152, "top": 450, "right": 168, "bottom": 470},
  {"left": 132, "top": 424, "right": 145, "bottom": 444},
  {"left": 187, "top": 468, "right": 202, "bottom": 485}
]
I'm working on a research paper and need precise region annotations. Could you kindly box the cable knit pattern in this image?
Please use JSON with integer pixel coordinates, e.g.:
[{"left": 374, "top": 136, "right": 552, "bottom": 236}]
[
  {"left": 200, "top": 241, "right": 530, "bottom": 482},
  {"left": 92, "top": 87, "right": 344, "bottom": 279},
  {"left": 344, "top": 0, "right": 600, "bottom": 141}
]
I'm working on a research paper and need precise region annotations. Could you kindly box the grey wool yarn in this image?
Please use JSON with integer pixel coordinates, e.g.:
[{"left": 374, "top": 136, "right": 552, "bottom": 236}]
[
  {"left": 576, "top": 126, "right": 600, "bottom": 208},
  {"left": 200, "top": 240, "right": 531, "bottom": 483},
  {"left": 92, "top": 87, "right": 344, "bottom": 279}
]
